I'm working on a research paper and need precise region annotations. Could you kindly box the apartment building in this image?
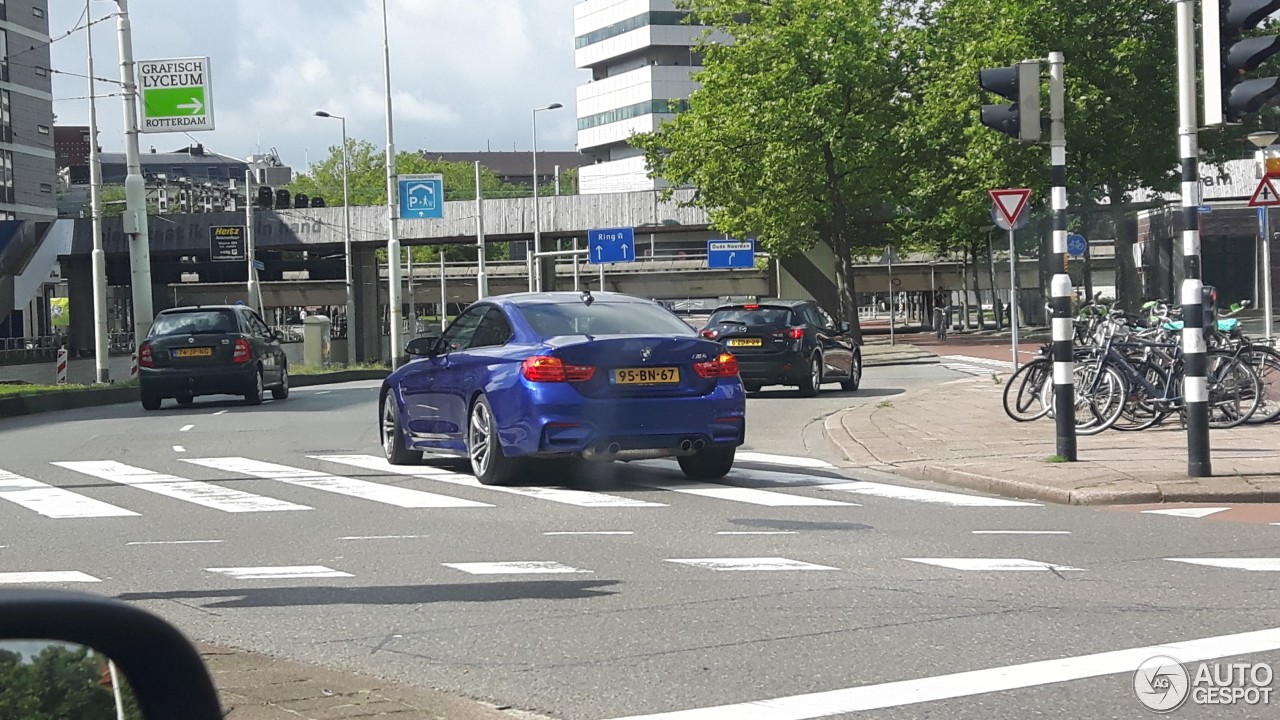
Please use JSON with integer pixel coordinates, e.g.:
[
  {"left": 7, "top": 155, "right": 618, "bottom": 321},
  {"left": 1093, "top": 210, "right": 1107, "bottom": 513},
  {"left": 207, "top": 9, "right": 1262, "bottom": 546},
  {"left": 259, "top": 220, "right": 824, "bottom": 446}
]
[{"left": 0, "top": 0, "right": 55, "bottom": 221}]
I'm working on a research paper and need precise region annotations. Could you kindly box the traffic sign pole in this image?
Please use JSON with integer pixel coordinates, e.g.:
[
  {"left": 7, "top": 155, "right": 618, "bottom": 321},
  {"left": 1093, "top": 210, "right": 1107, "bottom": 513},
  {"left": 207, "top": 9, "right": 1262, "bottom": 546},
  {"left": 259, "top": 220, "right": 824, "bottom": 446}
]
[
  {"left": 114, "top": 0, "right": 155, "bottom": 350},
  {"left": 381, "top": 0, "right": 404, "bottom": 368},
  {"left": 1048, "top": 51, "right": 1077, "bottom": 462},
  {"left": 245, "top": 170, "right": 260, "bottom": 314},
  {"left": 87, "top": 6, "right": 109, "bottom": 385}
]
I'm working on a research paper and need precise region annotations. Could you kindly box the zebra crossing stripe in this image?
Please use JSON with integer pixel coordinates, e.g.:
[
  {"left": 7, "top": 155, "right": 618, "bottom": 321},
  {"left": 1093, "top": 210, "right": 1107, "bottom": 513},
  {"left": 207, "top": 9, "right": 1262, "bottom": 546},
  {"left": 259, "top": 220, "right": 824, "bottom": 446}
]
[
  {"left": 312, "top": 454, "right": 665, "bottom": 508},
  {"left": 819, "top": 481, "right": 1040, "bottom": 508},
  {"left": 53, "top": 461, "right": 311, "bottom": 513},
  {"left": 735, "top": 452, "right": 835, "bottom": 469},
  {"left": 624, "top": 477, "right": 854, "bottom": 507},
  {"left": 182, "top": 457, "right": 492, "bottom": 509},
  {"left": 0, "top": 467, "right": 139, "bottom": 519},
  {"left": 0, "top": 571, "right": 101, "bottom": 584}
]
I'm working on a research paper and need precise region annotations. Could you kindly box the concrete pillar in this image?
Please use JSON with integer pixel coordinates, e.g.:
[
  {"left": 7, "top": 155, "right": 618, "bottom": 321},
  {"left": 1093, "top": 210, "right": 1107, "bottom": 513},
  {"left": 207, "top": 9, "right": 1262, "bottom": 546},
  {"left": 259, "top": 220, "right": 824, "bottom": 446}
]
[
  {"left": 351, "top": 245, "right": 382, "bottom": 364},
  {"left": 64, "top": 256, "right": 94, "bottom": 357}
]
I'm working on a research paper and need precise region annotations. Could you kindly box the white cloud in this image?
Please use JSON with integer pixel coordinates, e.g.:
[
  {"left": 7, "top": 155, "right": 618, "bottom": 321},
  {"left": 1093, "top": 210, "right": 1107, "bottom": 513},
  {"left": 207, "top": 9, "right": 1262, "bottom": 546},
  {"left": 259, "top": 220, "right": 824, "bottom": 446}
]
[{"left": 50, "top": 0, "right": 586, "bottom": 171}]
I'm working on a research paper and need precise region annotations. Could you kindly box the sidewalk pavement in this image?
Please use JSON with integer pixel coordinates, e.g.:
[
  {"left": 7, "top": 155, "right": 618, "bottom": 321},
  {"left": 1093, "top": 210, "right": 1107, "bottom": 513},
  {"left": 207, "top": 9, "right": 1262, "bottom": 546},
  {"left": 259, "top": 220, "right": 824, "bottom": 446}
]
[
  {"left": 861, "top": 341, "right": 937, "bottom": 366},
  {"left": 825, "top": 375, "right": 1280, "bottom": 505}
]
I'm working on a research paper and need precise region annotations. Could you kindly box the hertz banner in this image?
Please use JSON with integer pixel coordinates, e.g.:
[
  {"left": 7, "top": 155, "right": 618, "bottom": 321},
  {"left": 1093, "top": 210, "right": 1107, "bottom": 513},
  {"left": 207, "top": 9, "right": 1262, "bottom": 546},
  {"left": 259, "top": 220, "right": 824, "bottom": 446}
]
[{"left": 209, "top": 225, "right": 246, "bottom": 262}]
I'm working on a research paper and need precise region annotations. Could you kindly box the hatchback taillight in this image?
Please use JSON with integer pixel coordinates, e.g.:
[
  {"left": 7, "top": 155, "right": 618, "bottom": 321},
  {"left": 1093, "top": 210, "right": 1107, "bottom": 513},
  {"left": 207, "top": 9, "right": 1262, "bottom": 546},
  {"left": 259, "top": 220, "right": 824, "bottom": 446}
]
[
  {"left": 522, "top": 356, "right": 595, "bottom": 382},
  {"left": 788, "top": 327, "right": 805, "bottom": 339},
  {"left": 232, "top": 338, "right": 252, "bottom": 363},
  {"left": 694, "top": 352, "right": 740, "bottom": 378},
  {"left": 700, "top": 329, "right": 719, "bottom": 339},
  {"left": 138, "top": 343, "right": 154, "bottom": 368}
]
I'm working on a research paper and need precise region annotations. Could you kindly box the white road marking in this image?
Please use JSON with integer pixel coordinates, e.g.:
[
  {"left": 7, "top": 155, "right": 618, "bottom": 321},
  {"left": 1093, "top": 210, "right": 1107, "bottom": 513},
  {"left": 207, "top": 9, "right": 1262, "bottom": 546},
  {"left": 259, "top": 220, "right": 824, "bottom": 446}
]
[
  {"left": 1167, "top": 558, "right": 1280, "bottom": 571},
  {"left": 667, "top": 557, "right": 837, "bottom": 572},
  {"left": 626, "top": 478, "right": 852, "bottom": 507},
  {"left": 1142, "top": 507, "right": 1230, "bottom": 519},
  {"left": 179, "top": 424, "right": 194, "bottom": 432},
  {"left": 735, "top": 452, "right": 835, "bottom": 469},
  {"left": 55, "top": 461, "right": 311, "bottom": 514},
  {"left": 821, "top": 481, "right": 1040, "bottom": 507},
  {"left": 313, "top": 454, "right": 661, "bottom": 508},
  {"left": 172, "top": 445, "right": 186, "bottom": 453},
  {"left": 603, "top": 625, "right": 1280, "bottom": 720},
  {"left": 183, "top": 457, "right": 491, "bottom": 508},
  {"left": 717, "top": 531, "right": 798, "bottom": 535},
  {"left": 443, "top": 561, "right": 591, "bottom": 575},
  {"left": 941, "top": 354, "right": 1014, "bottom": 369},
  {"left": 126, "top": 540, "right": 223, "bottom": 546},
  {"left": 207, "top": 565, "right": 352, "bottom": 579},
  {"left": 971, "top": 531, "right": 1071, "bottom": 535},
  {"left": 907, "top": 558, "right": 1083, "bottom": 572},
  {"left": 0, "top": 467, "right": 139, "bottom": 519},
  {"left": 315, "top": 391, "right": 332, "bottom": 395},
  {"left": 543, "top": 531, "right": 634, "bottom": 536},
  {"left": 212, "top": 410, "right": 229, "bottom": 416},
  {"left": 0, "top": 571, "right": 100, "bottom": 584},
  {"left": 340, "top": 535, "right": 429, "bottom": 540}
]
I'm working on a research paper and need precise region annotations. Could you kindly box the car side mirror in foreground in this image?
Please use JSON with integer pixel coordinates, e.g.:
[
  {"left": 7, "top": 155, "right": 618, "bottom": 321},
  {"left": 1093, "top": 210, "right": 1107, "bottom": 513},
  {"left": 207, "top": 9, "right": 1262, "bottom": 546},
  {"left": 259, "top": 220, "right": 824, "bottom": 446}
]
[
  {"left": 405, "top": 335, "right": 439, "bottom": 357},
  {"left": 0, "top": 589, "right": 223, "bottom": 720}
]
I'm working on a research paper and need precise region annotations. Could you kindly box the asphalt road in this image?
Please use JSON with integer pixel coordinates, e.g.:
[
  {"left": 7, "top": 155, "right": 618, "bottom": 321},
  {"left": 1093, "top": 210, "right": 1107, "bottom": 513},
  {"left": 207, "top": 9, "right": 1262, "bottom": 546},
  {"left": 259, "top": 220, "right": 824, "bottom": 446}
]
[{"left": 2, "top": 363, "right": 1279, "bottom": 719}]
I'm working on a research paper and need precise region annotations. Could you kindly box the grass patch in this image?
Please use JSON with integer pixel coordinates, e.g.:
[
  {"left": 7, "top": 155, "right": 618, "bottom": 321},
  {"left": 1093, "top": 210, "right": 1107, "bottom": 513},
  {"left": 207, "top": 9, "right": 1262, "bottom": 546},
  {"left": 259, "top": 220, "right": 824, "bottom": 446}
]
[
  {"left": 0, "top": 380, "right": 137, "bottom": 398},
  {"left": 290, "top": 362, "right": 389, "bottom": 376},
  {"left": 1043, "top": 454, "right": 1069, "bottom": 463}
]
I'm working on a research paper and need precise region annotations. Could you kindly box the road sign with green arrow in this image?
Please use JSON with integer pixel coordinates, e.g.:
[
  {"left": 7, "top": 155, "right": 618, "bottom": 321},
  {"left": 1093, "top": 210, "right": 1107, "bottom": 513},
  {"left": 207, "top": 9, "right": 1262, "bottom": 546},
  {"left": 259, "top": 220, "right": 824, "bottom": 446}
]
[{"left": 137, "top": 57, "right": 215, "bottom": 133}]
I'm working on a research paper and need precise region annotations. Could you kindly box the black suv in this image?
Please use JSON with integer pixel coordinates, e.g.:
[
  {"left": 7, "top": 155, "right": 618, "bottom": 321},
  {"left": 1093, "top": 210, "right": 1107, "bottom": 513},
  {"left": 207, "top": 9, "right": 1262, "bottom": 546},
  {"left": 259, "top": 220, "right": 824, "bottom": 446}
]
[{"left": 699, "top": 300, "right": 861, "bottom": 396}]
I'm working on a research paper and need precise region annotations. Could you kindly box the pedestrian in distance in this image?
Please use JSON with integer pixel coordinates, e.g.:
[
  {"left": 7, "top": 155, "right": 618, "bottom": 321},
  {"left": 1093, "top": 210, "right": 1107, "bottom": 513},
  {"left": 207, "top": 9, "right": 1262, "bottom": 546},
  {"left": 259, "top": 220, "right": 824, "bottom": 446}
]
[{"left": 933, "top": 287, "right": 949, "bottom": 341}]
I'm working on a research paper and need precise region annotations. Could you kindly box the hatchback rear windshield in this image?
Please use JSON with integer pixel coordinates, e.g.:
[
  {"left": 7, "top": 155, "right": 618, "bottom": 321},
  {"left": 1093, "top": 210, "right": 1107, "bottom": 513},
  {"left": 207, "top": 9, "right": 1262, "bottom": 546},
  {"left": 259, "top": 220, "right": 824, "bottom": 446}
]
[
  {"left": 519, "top": 302, "right": 694, "bottom": 337},
  {"left": 708, "top": 306, "right": 793, "bottom": 326},
  {"left": 150, "top": 309, "right": 239, "bottom": 337}
]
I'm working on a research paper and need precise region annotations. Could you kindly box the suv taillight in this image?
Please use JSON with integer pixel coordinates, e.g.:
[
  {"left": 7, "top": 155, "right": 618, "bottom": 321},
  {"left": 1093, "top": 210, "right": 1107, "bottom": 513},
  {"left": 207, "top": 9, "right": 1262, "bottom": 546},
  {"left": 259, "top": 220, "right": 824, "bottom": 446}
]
[
  {"left": 138, "top": 343, "right": 154, "bottom": 368},
  {"left": 522, "top": 356, "right": 595, "bottom": 382},
  {"left": 694, "top": 352, "right": 740, "bottom": 378},
  {"left": 232, "top": 338, "right": 252, "bottom": 363}
]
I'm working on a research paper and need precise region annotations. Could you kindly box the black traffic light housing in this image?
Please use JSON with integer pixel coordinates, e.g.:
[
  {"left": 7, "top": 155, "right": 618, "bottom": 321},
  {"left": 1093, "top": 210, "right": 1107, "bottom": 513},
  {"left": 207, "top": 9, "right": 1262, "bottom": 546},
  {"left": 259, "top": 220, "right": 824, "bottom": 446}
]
[
  {"left": 978, "top": 60, "right": 1042, "bottom": 143},
  {"left": 293, "top": 192, "right": 309, "bottom": 209},
  {"left": 255, "top": 186, "right": 273, "bottom": 210},
  {"left": 310, "top": 196, "right": 326, "bottom": 208},
  {"left": 1203, "top": 0, "right": 1280, "bottom": 125},
  {"left": 274, "top": 189, "right": 291, "bottom": 210}
]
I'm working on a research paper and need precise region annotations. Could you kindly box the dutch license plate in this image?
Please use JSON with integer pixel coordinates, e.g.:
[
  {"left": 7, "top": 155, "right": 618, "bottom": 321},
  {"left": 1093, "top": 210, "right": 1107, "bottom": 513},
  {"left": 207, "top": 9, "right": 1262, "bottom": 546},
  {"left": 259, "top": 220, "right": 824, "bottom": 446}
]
[
  {"left": 728, "top": 338, "right": 763, "bottom": 347},
  {"left": 613, "top": 367, "right": 680, "bottom": 385},
  {"left": 175, "top": 348, "right": 213, "bottom": 358}
]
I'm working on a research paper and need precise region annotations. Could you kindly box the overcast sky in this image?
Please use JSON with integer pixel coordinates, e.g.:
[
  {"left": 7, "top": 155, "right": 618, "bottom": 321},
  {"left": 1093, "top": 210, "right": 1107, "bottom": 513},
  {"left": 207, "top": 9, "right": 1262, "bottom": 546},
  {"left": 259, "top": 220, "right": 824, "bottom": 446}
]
[{"left": 48, "top": 0, "right": 586, "bottom": 172}]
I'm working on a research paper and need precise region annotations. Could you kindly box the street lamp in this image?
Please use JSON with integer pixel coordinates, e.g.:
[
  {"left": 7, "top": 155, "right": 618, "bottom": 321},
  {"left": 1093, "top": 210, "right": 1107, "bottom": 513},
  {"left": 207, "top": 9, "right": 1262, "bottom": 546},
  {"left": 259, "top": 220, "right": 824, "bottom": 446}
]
[
  {"left": 1249, "top": 131, "right": 1278, "bottom": 340},
  {"left": 530, "top": 102, "right": 564, "bottom": 292},
  {"left": 314, "top": 110, "right": 357, "bottom": 362}
]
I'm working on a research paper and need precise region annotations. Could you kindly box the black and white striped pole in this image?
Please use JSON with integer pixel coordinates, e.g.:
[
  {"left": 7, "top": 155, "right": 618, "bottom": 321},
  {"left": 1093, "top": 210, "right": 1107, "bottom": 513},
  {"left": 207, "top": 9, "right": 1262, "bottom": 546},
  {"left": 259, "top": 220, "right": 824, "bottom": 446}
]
[
  {"left": 1177, "top": 0, "right": 1212, "bottom": 476},
  {"left": 1047, "top": 51, "right": 1077, "bottom": 462}
]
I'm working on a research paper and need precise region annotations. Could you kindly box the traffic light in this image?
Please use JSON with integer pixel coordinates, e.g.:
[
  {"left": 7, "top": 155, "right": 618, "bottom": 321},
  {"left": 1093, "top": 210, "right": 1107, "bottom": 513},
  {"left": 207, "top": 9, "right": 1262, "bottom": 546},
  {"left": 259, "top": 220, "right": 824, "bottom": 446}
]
[
  {"left": 978, "top": 60, "right": 1041, "bottom": 143},
  {"left": 274, "top": 189, "right": 291, "bottom": 209},
  {"left": 310, "top": 196, "right": 326, "bottom": 208},
  {"left": 1203, "top": 0, "right": 1280, "bottom": 126},
  {"left": 293, "top": 192, "right": 309, "bottom": 209},
  {"left": 256, "top": 186, "right": 273, "bottom": 210}
]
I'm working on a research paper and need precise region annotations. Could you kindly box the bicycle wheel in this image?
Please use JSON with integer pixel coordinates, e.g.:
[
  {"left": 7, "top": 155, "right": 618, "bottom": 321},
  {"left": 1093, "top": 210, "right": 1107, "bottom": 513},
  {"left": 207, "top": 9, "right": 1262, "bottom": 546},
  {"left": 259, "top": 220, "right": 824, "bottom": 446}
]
[
  {"left": 1243, "top": 346, "right": 1280, "bottom": 424},
  {"left": 1043, "top": 361, "right": 1127, "bottom": 435},
  {"left": 1204, "top": 351, "right": 1262, "bottom": 429},
  {"left": 1003, "top": 358, "right": 1052, "bottom": 422},
  {"left": 1112, "top": 361, "right": 1171, "bottom": 432}
]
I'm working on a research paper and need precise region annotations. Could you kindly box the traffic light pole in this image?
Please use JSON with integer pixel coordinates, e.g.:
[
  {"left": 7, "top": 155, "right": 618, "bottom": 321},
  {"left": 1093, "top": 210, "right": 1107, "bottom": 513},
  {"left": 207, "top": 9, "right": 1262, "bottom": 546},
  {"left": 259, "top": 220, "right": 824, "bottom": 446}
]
[
  {"left": 1177, "top": 0, "right": 1212, "bottom": 477},
  {"left": 1047, "top": 52, "right": 1077, "bottom": 462}
]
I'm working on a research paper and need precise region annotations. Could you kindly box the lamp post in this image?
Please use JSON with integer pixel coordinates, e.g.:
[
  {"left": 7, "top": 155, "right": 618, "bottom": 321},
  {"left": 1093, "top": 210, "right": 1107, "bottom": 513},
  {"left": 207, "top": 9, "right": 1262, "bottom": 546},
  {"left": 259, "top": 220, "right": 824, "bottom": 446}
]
[
  {"left": 380, "top": 0, "right": 404, "bottom": 368},
  {"left": 530, "top": 102, "right": 563, "bottom": 292},
  {"left": 314, "top": 110, "right": 357, "bottom": 361},
  {"left": 1249, "top": 130, "right": 1278, "bottom": 341}
]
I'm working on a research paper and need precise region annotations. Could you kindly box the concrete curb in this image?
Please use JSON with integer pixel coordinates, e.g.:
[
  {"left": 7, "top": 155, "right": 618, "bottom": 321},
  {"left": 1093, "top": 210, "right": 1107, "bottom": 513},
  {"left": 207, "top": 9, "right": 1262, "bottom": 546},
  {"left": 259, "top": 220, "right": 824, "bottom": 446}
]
[{"left": 0, "top": 369, "right": 390, "bottom": 419}]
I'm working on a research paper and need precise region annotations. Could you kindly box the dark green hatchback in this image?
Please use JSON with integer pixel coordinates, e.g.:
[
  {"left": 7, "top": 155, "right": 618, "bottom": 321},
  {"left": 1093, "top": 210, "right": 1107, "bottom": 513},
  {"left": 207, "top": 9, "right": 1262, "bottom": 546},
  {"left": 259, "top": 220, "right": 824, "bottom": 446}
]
[{"left": 137, "top": 305, "right": 289, "bottom": 410}]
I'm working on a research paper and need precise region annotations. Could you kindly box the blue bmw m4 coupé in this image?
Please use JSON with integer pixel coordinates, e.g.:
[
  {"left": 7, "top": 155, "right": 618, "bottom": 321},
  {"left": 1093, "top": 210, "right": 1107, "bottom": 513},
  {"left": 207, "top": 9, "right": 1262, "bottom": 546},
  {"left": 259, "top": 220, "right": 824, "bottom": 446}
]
[{"left": 379, "top": 291, "right": 747, "bottom": 485}]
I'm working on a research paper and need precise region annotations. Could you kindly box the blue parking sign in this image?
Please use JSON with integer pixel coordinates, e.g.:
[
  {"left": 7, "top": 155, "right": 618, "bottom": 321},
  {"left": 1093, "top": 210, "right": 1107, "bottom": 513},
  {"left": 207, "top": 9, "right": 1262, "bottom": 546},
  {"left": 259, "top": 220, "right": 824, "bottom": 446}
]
[{"left": 398, "top": 174, "right": 444, "bottom": 219}]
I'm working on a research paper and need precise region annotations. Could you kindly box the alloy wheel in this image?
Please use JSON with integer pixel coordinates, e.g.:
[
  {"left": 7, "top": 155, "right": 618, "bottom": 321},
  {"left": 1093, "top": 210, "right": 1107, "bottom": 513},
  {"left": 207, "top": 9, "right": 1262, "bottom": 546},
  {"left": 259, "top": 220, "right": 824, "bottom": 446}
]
[{"left": 469, "top": 401, "right": 493, "bottom": 477}]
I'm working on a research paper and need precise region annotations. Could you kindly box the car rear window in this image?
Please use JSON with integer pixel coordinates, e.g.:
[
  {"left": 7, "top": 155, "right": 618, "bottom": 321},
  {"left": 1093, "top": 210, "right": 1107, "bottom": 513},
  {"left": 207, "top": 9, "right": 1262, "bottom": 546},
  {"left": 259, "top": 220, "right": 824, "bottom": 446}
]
[
  {"left": 150, "top": 309, "right": 239, "bottom": 337},
  {"left": 708, "top": 306, "right": 793, "bottom": 326},
  {"left": 519, "top": 302, "right": 694, "bottom": 338}
]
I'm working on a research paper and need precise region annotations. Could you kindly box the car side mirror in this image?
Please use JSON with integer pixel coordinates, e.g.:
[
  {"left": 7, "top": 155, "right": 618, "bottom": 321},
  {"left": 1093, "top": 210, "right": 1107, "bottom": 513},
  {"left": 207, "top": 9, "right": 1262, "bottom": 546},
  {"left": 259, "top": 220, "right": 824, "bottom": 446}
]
[
  {"left": 839, "top": 321, "right": 851, "bottom": 334},
  {"left": 405, "top": 335, "right": 440, "bottom": 357}
]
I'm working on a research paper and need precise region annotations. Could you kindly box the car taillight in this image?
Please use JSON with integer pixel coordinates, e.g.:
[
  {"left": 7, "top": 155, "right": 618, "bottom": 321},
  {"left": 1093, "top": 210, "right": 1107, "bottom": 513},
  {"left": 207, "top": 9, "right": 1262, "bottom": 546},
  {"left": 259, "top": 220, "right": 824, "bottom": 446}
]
[
  {"left": 232, "top": 338, "right": 252, "bottom": 363},
  {"left": 700, "top": 329, "right": 719, "bottom": 339},
  {"left": 694, "top": 352, "right": 740, "bottom": 378},
  {"left": 788, "top": 327, "right": 805, "bottom": 339},
  {"left": 521, "top": 356, "right": 595, "bottom": 382},
  {"left": 138, "top": 343, "right": 154, "bottom": 368}
]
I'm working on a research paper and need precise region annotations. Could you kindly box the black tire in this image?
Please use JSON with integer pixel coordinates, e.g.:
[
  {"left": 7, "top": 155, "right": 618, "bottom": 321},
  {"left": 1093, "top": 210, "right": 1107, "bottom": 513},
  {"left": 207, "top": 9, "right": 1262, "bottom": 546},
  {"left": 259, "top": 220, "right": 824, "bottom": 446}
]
[
  {"left": 271, "top": 366, "right": 290, "bottom": 400},
  {"left": 243, "top": 368, "right": 264, "bottom": 406},
  {"left": 743, "top": 381, "right": 763, "bottom": 393},
  {"left": 140, "top": 390, "right": 162, "bottom": 411},
  {"left": 840, "top": 351, "right": 862, "bottom": 391},
  {"left": 468, "top": 395, "right": 522, "bottom": 485},
  {"left": 176, "top": 393, "right": 194, "bottom": 406},
  {"left": 677, "top": 446, "right": 736, "bottom": 480},
  {"left": 798, "top": 354, "right": 822, "bottom": 397},
  {"left": 380, "top": 390, "right": 422, "bottom": 465}
]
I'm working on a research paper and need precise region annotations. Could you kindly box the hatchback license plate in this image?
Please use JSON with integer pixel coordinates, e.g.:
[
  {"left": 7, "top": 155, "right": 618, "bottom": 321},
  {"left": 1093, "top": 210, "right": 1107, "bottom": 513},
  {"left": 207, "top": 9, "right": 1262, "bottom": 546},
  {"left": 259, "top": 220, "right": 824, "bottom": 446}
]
[
  {"left": 613, "top": 367, "right": 680, "bottom": 384},
  {"left": 728, "top": 338, "right": 762, "bottom": 347},
  {"left": 175, "top": 348, "right": 213, "bottom": 358}
]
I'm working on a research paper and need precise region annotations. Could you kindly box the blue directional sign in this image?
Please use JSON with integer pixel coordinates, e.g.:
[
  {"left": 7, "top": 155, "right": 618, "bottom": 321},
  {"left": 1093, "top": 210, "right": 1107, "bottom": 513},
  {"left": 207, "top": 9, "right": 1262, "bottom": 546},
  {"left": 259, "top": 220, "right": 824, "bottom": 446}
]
[
  {"left": 1066, "top": 233, "right": 1087, "bottom": 257},
  {"left": 707, "top": 239, "right": 755, "bottom": 269},
  {"left": 398, "top": 174, "right": 444, "bottom": 219},
  {"left": 587, "top": 227, "right": 635, "bottom": 264}
]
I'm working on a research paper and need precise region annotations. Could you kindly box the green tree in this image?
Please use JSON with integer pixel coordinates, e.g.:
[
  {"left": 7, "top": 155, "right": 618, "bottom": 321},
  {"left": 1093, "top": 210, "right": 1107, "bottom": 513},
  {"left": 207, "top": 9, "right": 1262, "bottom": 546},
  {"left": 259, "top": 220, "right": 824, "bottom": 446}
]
[
  {"left": 0, "top": 644, "right": 141, "bottom": 720},
  {"left": 634, "top": 0, "right": 912, "bottom": 340}
]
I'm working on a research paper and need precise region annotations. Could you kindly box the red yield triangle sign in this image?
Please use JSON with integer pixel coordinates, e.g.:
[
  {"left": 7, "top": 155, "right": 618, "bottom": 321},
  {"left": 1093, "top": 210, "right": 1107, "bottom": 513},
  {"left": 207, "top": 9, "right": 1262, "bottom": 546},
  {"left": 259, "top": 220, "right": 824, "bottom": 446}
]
[
  {"left": 989, "top": 188, "right": 1032, "bottom": 227},
  {"left": 1248, "top": 177, "right": 1280, "bottom": 207}
]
